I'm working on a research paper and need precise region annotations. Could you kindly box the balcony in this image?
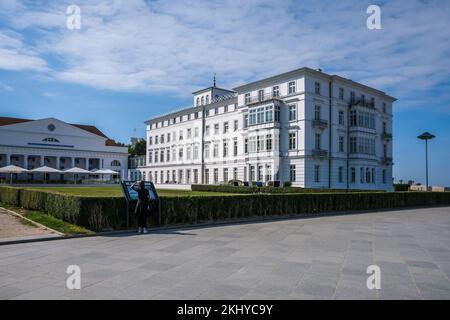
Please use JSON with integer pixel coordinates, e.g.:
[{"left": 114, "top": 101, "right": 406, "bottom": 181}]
[
  {"left": 245, "top": 92, "right": 281, "bottom": 106},
  {"left": 381, "top": 157, "right": 393, "bottom": 165},
  {"left": 349, "top": 98, "right": 375, "bottom": 109},
  {"left": 312, "top": 119, "right": 328, "bottom": 129},
  {"left": 312, "top": 149, "right": 328, "bottom": 157},
  {"left": 381, "top": 132, "right": 393, "bottom": 140}
]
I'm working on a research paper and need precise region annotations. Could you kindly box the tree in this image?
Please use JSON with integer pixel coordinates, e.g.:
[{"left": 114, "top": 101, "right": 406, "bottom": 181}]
[{"left": 128, "top": 138, "right": 146, "bottom": 156}]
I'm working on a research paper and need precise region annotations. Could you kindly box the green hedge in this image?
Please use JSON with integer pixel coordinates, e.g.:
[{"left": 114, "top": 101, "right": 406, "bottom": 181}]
[
  {"left": 0, "top": 187, "right": 126, "bottom": 231},
  {"left": 1, "top": 186, "right": 450, "bottom": 231},
  {"left": 191, "top": 184, "right": 384, "bottom": 194},
  {"left": 160, "top": 192, "right": 450, "bottom": 225}
]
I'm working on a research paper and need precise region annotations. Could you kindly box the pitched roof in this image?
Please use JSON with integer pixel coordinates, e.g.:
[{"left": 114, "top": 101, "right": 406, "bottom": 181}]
[{"left": 0, "top": 116, "right": 121, "bottom": 146}]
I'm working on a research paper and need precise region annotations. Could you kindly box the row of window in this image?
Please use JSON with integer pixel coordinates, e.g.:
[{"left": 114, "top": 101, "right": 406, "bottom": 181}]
[
  {"left": 349, "top": 137, "right": 376, "bottom": 155},
  {"left": 288, "top": 165, "right": 388, "bottom": 184}
]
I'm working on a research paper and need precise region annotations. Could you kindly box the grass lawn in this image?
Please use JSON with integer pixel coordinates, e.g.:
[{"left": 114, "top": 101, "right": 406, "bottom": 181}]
[
  {"left": 23, "top": 186, "right": 237, "bottom": 197},
  {"left": 0, "top": 202, "right": 93, "bottom": 235}
]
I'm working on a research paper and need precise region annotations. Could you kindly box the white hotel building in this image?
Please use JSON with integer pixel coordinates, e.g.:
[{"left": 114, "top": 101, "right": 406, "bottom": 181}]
[
  {"left": 138, "top": 67, "right": 396, "bottom": 190},
  {"left": 0, "top": 117, "right": 128, "bottom": 180}
]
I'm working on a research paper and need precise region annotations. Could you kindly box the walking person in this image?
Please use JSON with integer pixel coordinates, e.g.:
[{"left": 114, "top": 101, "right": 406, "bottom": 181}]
[{"left": 131, "top": 180, "right": 150, "bottom": 234}]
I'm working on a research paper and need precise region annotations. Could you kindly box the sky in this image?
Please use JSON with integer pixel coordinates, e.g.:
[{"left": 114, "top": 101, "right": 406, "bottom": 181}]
[{"left": 0, "top": 0, "right": 449, "bottom": 185}]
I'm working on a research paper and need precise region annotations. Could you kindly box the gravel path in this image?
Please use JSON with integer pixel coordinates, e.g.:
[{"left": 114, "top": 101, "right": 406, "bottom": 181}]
[{"left": 0, "top": 209, "right": 53, "bottom": 239}]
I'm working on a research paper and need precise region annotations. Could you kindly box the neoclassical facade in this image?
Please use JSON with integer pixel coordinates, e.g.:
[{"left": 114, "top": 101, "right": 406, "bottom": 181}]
[
  {"left": 138, "top": 67, "right": 396, "bottom": 190},
  {"left": 0, "top": 117, "right": 128, "bottom": 180}
]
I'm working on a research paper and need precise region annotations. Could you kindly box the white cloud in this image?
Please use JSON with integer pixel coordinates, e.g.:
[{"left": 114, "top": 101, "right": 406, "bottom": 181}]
[
  {"left": 0, "top": 81, "right": 13, "bottom": 91},
  {"left": 0, "top": 0, "right": 450, "bottom": 109},
  {"left": 0, "top": 31, "right": 47, "bottom": 71}
]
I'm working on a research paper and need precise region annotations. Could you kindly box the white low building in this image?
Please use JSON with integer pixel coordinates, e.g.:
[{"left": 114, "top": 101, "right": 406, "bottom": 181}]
[
  {"left": 0, "top": 117, "right": 128, "bottom": 181},
  {"left": 136, "top": 67, "right": 396, "bottom": 190}
]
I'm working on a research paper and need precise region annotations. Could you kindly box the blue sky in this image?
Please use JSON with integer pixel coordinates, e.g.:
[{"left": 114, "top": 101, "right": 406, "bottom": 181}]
[{"left": 0, "top": 0, "right": 449, "bottom": 185}]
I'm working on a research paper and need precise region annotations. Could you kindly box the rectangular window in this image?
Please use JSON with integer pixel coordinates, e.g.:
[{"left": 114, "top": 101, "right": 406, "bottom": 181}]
[
  {"left": 245, "top": 93, "right": 251, "bottom": 104},
  {"left": 351, "top": 167, "right": 356, "bottom": 183},
  {"left": 350, "top": 91, "right": 355, "bottom": 103},
  {"left": 205, "top": 125, "right": 210, "bottom": 136},
  {"left": 288, "top": 81, "right": 296, "bottom": 94},
  {"left": 315, "top": 82, "right": 321, "bottom": 95},
  {"left": 258, "top": 89, "right": 264, "bottom": 101},
  {"left": 155, "top": 135, "right": 158, "bottom": 144},
  {"left": 214, "top": 123, "right": 219, "bottom": 135},
  {"left": 160, "top": 150, "right": 164, "bottom": 162},
  {"left": 186, "top": 147, "right": 191, "bottom": 160},
  {"left": 233, "top": 168, "right": 238, "bottom": 180},
  {"left": 149, "top": 136, "right": 153, "bottom": 145},
  {"left": 289, "top": 132, "right": 296, "bottom": 150},
  {"left": 204, "top": 144, "right": 210, "bottom": 158},
  {"left": 314, "top": 165, "right": 320, "bottom": 182},
  {"left": 179, "top": 148, "right": 183, "bottom": 160},
  {"left": 223, "top": 168, "right": 228, "bottom": 183},
  {"left": 234, "top": 120, "right": 238, "bottom": 131},
  {"left": 224, "top": 122, "right": 229, "bottom": 133},
  {"left": 194, "top": 146, "right": 199, "bottom": 159},
  {"left": 315, "top": 105, "right": 321, "bottom": 120},
  {"left": 214, "top": 168, "right": 218, "bottom": 184},
  {"left": 233, "top": 140, "right": 238, "bottom": 156},
  {"left": 339, "top": 87, "right": 344, "bottom": 100},
  {"left": 339, "top": 136, "right": 344, "bottom": 152},
  {"left": 360, "top": 167, "right": 364, "bottom": 183},
  {"left": 194, "top": 127, "right": 199, "bottom": 137},
  {"left": 223, "top": 142, "right": 228, "bottom": 157},
  {"left": 290, "top": 165, "right": 296, "bottom": 182},
  {"left": 148, "top": 151, "right": 153, "bottom": 163},
  {"left": 204, "top": 169, "right": 209, "bottom": 184},
  {"left": 224, "top": 105, "right": 228, "bottom": 113},
  {"left": 154, "top": 150, "right": 158, "bottom": 163},
  {"left": 244, "top": 114, "right": 249, "bottom": 128},
  {"left": 213, "top": 144, "right": 219, "bottom": 158},
  {"left": 266, "top": 134, "right": 272, "bottom": 152},
  {"left": 244, "top": 138, "right": 248, "bottom": 153},
  {"left": 272, "top": 86, "right": 280, "bottom": 97},
  {"left": 382, "top": 169, "right": 386, "bottom": 184},
  {"left": 339, "top": 110, "right": 345, "bottom": 125},
  {"left": 315, "top": 133, "right": 321, "bottom": 149},
  {"left": 288, "top": 105, "right": 297, "bottom": 121},
  {"left": 179, "top": 131, "right": 183, "bottom": 140},
  {"left": 382, "top": 102, "right": 387, "bottom": 113},
  {"left": 167, "top": 133, "right": 171, "bottom": 143},
  {"left": 338, "top": 166, "right": 343, "bottom": 183},
  {"left": 187, "top": 128, "right": 191, "bottom": 138}
]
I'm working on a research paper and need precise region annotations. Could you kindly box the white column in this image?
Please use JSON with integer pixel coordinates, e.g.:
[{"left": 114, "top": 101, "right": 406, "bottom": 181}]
[
  {"left": 5, "top": 153, "right": 11, "bottom": 166},
  {"left": 56, "top": 157, "right": 60, "bottom": 170},
  {"left": 24, "top": 155, "right": 28, "bottom": 170}
]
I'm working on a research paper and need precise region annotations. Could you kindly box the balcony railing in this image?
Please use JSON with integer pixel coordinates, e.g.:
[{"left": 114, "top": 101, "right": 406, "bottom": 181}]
[
  {"left": 312, "top": 119, "right": 328, "bottom": 128},
  {"left": 381, "top": 157, "right": 393, "bottom": 165},
  {"left": 312, "top": 149, "right": 328, "bottom": 157},
  {"left": 349, "top": 98, "right": 375, "bottom": 109},
  {"left": 245, "top": 92, "right": 281, "bottom": 105},
  {"left": 381, "top": 132, "right": 393, "bottom": 140}
]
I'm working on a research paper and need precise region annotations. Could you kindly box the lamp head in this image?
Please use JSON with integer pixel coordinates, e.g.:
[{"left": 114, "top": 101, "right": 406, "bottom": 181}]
[{"left": 418, "top": 132, "right": 435, "bottom": 140}]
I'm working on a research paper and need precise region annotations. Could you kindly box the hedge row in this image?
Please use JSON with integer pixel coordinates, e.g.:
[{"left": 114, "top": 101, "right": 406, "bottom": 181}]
[
  {"left": 191, "top": 184, "right": 384, "bottom": 194},
  {"left": 160, "top": 192, "right": 450, "bottom": 225},
  {"left": 1, "top": 186, "right": 450, "bottom": 231},
  {"left": 0, "top": 187, "right": 126, "bottom": 231}
]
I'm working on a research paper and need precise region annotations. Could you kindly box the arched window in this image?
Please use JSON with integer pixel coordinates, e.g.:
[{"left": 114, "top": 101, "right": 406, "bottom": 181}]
[
  {"left": 42, "top": 137, "right": 60, "bottom": 143},
  {"left": 206, "top": 95, "right": 209, "bottom": 104},
  {"left": 201, "top": 96, "right": 204, "bottom": 105},
  {"left": 111, "top": 160, "right": 121, "bottom": 166},
  {"left": 196, "top": 97, "right": 200, "bottom": 106}
]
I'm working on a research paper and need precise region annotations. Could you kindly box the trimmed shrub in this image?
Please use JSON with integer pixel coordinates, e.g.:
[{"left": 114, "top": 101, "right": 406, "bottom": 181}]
[
  {"left": 191, "top": 184, "right": 383, "bottom": 194},
  {"left": 394, "top": 184, "right": 410, "bottom": 191},
  {"left": 0, "top": 186, "right": 20, "bottom": 206}
]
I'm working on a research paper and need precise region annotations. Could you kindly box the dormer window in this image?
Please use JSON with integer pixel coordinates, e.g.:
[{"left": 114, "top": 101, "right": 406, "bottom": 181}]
[
  {"left": 42, "top": 137, "right": 59, "bottom": 143},
  {"left": 201, "top": 96, "right": 204, "bottom": 105},
  {"left": 206, "top": 95, "right": 209, "bottom": 104},
  {"left": 196, "top": 97, "right": 200, "bottom": 106}
]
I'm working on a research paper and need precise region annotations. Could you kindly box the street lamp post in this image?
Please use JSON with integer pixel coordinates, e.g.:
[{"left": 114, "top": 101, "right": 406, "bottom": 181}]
[{"left": 417, "top": 132, "right": 435, "bottom": 191}]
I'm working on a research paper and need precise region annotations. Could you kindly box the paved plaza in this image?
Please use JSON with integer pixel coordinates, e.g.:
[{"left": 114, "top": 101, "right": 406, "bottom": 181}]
[{"left": 1, "top": 207, "right": 450, "bottom": 300}]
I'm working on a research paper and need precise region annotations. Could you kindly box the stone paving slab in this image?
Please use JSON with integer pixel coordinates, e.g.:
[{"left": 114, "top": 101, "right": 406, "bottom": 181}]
[{"left": 1, "top": 206, "right": 450, "bottom": 300}]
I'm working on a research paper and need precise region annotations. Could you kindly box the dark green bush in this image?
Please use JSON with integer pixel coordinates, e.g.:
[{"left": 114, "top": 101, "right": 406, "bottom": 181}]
[
  {"left": 0, "top": 186, "right": 20, "bottom": 206},
  {"left": 283, "top": 181, "right": 292, "bottom": 187},
  {"left": 191, "top": 184, "right": 383, "bottom": 194},
  {"left": 394, "top": 184, "right": 410, "bottom": 191}
]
